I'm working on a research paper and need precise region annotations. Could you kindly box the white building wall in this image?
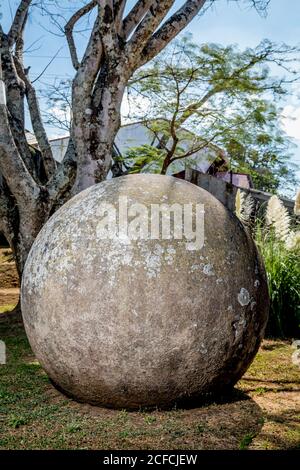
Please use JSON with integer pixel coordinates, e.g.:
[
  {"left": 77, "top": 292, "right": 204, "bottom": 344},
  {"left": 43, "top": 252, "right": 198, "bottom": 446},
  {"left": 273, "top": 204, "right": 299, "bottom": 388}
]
[{"left": 48, "top": 123, "right": 220, "bottom": 173}]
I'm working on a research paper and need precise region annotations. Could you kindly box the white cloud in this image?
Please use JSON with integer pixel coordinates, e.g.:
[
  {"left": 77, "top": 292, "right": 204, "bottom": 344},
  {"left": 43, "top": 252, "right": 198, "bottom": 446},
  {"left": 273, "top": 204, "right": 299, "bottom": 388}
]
[
  {"left": 282, "top": 105, "right": 300, "bottom": 141},
  {"left": 48, "top": 105, "right": 71, "bottom": 122}
]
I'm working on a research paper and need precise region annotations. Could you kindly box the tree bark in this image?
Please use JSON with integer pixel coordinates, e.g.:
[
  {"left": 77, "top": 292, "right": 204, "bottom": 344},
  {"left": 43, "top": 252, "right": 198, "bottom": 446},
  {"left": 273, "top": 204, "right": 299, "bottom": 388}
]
[{"left": 72, "top": 66, "right": 127, "bottom": 192}]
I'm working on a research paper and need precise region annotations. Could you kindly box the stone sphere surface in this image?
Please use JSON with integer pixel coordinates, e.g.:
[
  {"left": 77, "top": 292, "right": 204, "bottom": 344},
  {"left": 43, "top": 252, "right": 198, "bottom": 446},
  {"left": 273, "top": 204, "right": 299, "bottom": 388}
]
[{"left": 21, "top": 174, "right": 269, "bottom": 409}]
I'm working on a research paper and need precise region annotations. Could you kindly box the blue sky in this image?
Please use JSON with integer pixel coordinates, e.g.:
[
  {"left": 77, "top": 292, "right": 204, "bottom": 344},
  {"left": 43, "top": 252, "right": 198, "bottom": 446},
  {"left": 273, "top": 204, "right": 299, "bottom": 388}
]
[{"left": 1, "top": 0, "right": 300, "bottom": 191}]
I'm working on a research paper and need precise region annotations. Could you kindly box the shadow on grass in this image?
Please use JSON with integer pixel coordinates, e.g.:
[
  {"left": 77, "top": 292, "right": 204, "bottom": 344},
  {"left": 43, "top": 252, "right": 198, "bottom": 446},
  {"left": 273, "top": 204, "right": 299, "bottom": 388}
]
[
  {"left": 0, "top": 320, "right": 267, "bottom": 449},
  {"left": 253, "top": 408, "right": 300, "bottom": 450},
  {"left": 261, "top": 342, "right": 289, "bottom": 351}
]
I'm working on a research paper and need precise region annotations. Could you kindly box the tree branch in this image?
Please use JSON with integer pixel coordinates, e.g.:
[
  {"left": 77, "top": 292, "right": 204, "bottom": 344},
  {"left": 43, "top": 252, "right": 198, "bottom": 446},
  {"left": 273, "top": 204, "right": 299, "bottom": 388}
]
[
  {"left": 65, "top": 1, "right": 97, "bottom": 70},
  {"left": 141, "top": 0, "right": 207, "bottom": 65},
  {"left": 76, "top": 10, "right": 103, "bottom": 86},
  {"left": 1, "top": 32, "right": 39, "bottom": 179},
  {"left": 114, "top": 0, "right": 127, "bottom": 32},
  {"left": 8, "top": 0, "right": 32, "bottom": 48},
  {"left": 122, "top": 0, "right": 153, "bottom": 38},
  {"left": 125, "top": 1, "right": 175, "bottom": 67},
  {"left": 47, "top": 139, "right": 76, "bottom": 208},
  {"left": 15, "top": 10, "right": 27, "bottom": 62},
  {"left": 0, "top": 103, "right": 40, "bottom": 205},
  {"left": 0, "top": 179, "right": 15, "bottom": 247},
  {"left": 177, "top": 87, "right": 217, "bottom": 126},
  {"left": 169, "top": 115, "right": 254, "bottom": 165},
  {"left": 96, "top": 0, "right": 119, "bottom": 55},
  {"left": 15, "top": 58, "right": 57, "bottom": 180}
]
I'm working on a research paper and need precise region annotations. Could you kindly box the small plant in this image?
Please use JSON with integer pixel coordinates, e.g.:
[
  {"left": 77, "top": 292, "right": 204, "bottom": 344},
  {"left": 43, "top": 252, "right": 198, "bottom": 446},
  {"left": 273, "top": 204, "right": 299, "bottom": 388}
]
[
  {"left": 265, "top": 195, "right": 291, "bottom": 242},
  {"left": 8, "top": 414, "right": 27, "bottom": 429},
  {"left": 117, "top": 410, "right": 129, "bottom": 423},
  {"left": 118, "top": 430, "right": 130, "bottom": 439},
  {"left": 195, "top": 424, "right": 205, "bottom": 434},
  {"left": 66, "top": 422, "right": 82, "bottom": 433},
  {"left": 254, "top": 387, "right": 267, "bottom": 395},
  {"left": 235, "top": 189, "right": 255, "bottom": 228},
  {"left": 239, "top": 432, "right": 256, "bottom": 449},
  {"left": 144, "top": 415, "right": 157, "bottom": 425}
]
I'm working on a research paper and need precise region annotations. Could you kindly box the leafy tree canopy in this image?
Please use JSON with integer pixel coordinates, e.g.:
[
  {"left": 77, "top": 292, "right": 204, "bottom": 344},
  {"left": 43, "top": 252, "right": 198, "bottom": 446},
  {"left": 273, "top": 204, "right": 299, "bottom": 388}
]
[{"left": 122, "top": 35, "right": 299, "bottom": 195}]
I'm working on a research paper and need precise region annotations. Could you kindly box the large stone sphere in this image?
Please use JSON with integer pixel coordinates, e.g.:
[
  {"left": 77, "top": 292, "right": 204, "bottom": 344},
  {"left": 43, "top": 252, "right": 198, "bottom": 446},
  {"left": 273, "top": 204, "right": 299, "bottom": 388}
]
[{"left": 21, "top": 174, "right": 269, "bottom": 409}]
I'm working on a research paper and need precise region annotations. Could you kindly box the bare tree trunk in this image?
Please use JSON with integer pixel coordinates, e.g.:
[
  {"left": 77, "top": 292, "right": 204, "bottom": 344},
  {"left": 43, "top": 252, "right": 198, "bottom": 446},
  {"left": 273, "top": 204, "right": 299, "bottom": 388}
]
[
  {"left": 72, "top": 63, "right": 128, "bottom": 192},
  {"left": 0, "top": 181, "right": 51, "bottom": 322},
  {"left": 0, "top": 0, "right": 209, "bottom": 323},
  {"left": 161, "top": 155, "right": 172, "bottom": 175}
]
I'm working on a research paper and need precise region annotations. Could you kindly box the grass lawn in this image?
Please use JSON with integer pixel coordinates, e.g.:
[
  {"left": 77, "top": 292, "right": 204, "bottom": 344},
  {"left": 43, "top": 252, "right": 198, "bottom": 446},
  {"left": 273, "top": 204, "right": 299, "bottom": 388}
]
[{"left": 0, "top": 320, "right": 299, "bottom": 450}]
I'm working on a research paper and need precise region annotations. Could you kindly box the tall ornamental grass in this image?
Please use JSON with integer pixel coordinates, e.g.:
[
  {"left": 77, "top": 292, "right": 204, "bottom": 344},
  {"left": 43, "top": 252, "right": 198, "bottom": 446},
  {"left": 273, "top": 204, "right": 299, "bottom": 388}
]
[{"left": 236, "top": 191, "right": 300, "bottom": 338}]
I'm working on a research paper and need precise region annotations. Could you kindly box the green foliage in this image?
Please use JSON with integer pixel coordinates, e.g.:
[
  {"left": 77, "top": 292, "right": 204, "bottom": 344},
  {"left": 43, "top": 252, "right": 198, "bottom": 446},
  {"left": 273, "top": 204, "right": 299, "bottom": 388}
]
[
  {"left": 255, "top": 225, "right": 300, "bottom": 337},
  {"left": 121, "top": 145, "right": 165, "bottom": 174},
  {"left": 8, "top": 415, "right": 28, "bottom": 429},
  {"left": 222, "top": 106, "right": 298, "bottom": 194}
]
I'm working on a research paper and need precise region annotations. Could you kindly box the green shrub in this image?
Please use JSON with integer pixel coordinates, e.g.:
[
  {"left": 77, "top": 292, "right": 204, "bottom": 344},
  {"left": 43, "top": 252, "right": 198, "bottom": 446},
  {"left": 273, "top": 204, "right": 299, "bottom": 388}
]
[
  {"left": 255, "top": 224, "right": 300, "bottom": 337},
  {"left": 236, "top": 192, "right": 300, "bottom": 338}
]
